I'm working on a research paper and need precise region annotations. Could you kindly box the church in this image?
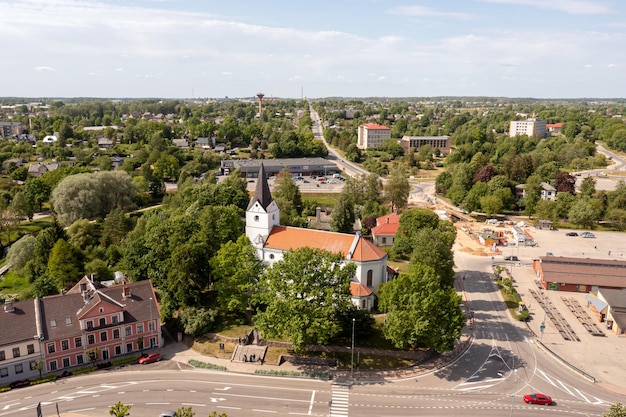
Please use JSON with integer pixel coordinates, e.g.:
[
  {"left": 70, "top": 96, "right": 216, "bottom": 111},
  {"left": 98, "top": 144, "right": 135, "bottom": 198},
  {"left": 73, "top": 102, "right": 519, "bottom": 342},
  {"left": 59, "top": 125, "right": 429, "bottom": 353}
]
[{"left": 245, "top": 164, "right": 393, "bottom": 310}]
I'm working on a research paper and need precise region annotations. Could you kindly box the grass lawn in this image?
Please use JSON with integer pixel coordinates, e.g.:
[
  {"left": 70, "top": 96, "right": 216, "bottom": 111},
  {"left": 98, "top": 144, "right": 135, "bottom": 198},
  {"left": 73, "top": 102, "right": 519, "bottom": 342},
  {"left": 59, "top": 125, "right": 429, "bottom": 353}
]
[{"left": 0, "top": 271, "right": 31, "bottom": 299}]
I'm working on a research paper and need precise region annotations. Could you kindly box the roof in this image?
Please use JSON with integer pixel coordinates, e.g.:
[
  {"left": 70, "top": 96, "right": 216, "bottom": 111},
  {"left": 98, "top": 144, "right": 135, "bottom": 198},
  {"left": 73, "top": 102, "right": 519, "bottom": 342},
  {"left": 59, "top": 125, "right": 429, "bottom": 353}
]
[
  {"left": 371, "top": 213, "right": 400, "bottom": 236},
  {"left": 598, "top": 288, "right": 626, "bottom": 309},
  {"left": 350, "top": 282, "right": 373, "bottom": 297},
  {"left": 539, "top": 256, "right": 626, "bottom": 288},
  {"left": 0, "top": 299, "right": 40, "bottom": 345},
  {"left": 585, "top": 294, "right": 608, "bottom": 312},
  {"left": 540, "top": 182, "right": 556, "bottom": 191},
  {"left": 547, "top": 122, "right": 564, "bottom": 128},
  {"left": 247, "top": 163, "right": 273, "bottom": 210},
  {"left": 360, "top": 123, "right": 390, "bottom": 130},
  {"left": 264, "top": 226, "right": 387, "bottom": 262}
]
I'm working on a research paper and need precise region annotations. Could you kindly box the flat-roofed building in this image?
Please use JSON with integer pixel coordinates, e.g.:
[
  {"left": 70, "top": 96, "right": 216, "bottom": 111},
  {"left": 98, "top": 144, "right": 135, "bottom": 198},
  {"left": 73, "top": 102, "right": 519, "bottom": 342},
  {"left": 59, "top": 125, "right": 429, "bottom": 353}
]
[
  {"left": 533, "top": 256, "right": 626, "bottom": 293},
  {"left": 357, "top": 123, "right": 391, "bottom": 149},
  {"left": 509, "top": 118, "right": 547, "bottom": 137},
  {"left": 400, "top": 135, "right": 451, "bottom": 155},
  {"left": 220, "top": 157, "right": 338, "bottom": 178}
]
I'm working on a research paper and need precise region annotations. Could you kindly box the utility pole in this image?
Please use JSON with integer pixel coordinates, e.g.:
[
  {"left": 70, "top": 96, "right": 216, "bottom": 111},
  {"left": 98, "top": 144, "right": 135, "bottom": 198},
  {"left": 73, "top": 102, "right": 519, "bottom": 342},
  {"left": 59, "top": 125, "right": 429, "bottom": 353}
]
[{"left": 351, "top": 318, "right": 355, "bottom": 379}]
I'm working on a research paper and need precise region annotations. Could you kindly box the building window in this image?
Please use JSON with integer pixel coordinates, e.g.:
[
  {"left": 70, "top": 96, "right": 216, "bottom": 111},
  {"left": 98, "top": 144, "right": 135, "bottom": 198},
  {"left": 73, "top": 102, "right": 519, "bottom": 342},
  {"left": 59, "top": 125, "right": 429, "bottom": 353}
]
[
  {"left": 126, "top": 343, "right": 133, "bottom": 353},
  {"left": 27, "top": 344, "right": 35, "bottom": 355},
  {"left": 113, "top": 329, "right": 120, "bottom": 339},
  {"left": 65, "top": 316, "right": 72, "bottom": 325},
  {"left": 47, "top": 343, "right": 56, "bottom": 354},
  {"left": 0, "top": 351, "right": 5, "bottom": 361},
  {"left": 77, "top": 355, "right": 84, "bottom": 365},
  {"left": 80, "top": 283, "right": 87, "bottom": 292},
  {"left": 367, "top": 270, "right": 373, "bottom": 287},
  {"left": 99, "top": 307, "right": 104, "bottom": 313},
  {"left": 137, "top": 323, "right": 144, "bottom": 333},
  {"left": 50, "top": 319, "right": 57, "bottom": 327},
  {"left": 12, "top": 347, "right": 20, "bottom": 358},
  {"left": 61, "top": 340, "right": 69, "bottom": 350},
  {"left": 15, "top": 364, "right": 23, "bottom": 374},
  {"left": 49, "top": 361, "right": 57, "bottom": 371},
  {"left": 115, "top": 346, "right": 122, "bottom": 356},
  {"left": 100, "top": 332, "right": 108, "bottom": 342},
  {"left": 102, "top": 349, "right": 109, "bottom": 361},
  {"left": 149, "top": 320, "right": 155, "bottom": 331},
  {"left": 254, "top": 215, "right": 259, "bottom": 221},
  {"left": 269, "top": 254, "right": 275, "bottom": 260},
  {"left": 99, "top": 318, "right": 106, "bottom": 327},
  {"left": 30, "top": 361, "right": 37, "bottom": 371},
  {"left": 0, "top": 368, "right": 7, "bottom": 378},
  {"left": 382, "top": 237, "right": 387, "bottom": 244},
  {"left": 87, "top": 320, "right": 93, "bottom": 330},
  {"left": 75, "top": 337, "right": 82, "bottom": 348},
  {"left": 125, "top": 327, "right": 132, "bottom": 336},
  {"left": 62, "top": 358, "right": 70, "bottom": 368},
  {"left": 112, "top": 315, "right": 118, "bottom": 324},
  {"left": 88, "top": 335, "right": 95, "bottom": 345}
]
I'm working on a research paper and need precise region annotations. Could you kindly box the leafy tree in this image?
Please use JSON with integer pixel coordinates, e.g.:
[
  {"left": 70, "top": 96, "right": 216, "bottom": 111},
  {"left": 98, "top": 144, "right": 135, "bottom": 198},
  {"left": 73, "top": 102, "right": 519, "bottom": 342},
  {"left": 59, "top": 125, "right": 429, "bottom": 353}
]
[
  {"left": 109, "top": 402, "right": 131, "bottom": 417},
  {"left": 10, "top": 191, "right": 34, "bottom": 221},
  {"left": 254, "top": 248, "right": 355, "bottom": 352},
  {"left": 6, "top": 235, "right": 36, "bottom": 272},
  {"left": 580, "top": 176, "right": 596, "bottom": 198},
  {"left": 568, "top": 198, "right": 599, "bottom": 228},
  {"left": 534, "top": 199, "right": 557, "bottom": 222},
  {"left": 101, "top": 208, "right": 133, "bottom": 246},
  {"left": 47, "top": 239, "right": 83, "bottom": 289},
  {"left": 331, "top": 192, "right": 355, "bottom": 233},
  {"left": 523, "top": 174, "right": 542, "bottom": 218},
  {"left": 179, "top": 306, "right": 218, "bottom": 337},
  {"left": 23, "top": 177, "right": 51, "bottom": 212},
  {"left": 604, "top": 403, "right": 626, "bottom": 417},
  {"left": 480, "top": 195, "right": 503, "bottom": 217},
  {"left": 67, "top": 219, "right": 99, "bottom": 250},
  {"left": 473, "top": 164, "right": 497, "bottom": 184},
  {"left": 408, "top": 227, "right": 456, "bottom": 288},
  {"left": 32, "top": 274, "right": 58, "bottom": 297},
  {"left": 273, "top": 168, "right": 304, "bottom": 226},
  {"left": 84, "top": 259, "right": 113, "bottom": 282},
  {"left": 555, "top": 171, "right": 576, "bottom": 193},
  {"left": 209, "top": 235, "right": 263, "bottom": 317},
  {"left": 393, "top": 208, "right": 441, "bottom": 258},
  {"left": 556, "top": 192, "right": 576, "bottom": 219},
  {"left": 378, "top": 263, "right": 465, "bottom": 352},
  {"left": 607, "top": 208, "right": 626, "bottom": 231},
  {"left": 10, "top": 166, "right": 28, "bottom": 181},
  {"left": 175, "top": 407, "right": 196, "bottom": 417},
  {"left": 385, "top": 166, "right": 410, "bottom": 213}
]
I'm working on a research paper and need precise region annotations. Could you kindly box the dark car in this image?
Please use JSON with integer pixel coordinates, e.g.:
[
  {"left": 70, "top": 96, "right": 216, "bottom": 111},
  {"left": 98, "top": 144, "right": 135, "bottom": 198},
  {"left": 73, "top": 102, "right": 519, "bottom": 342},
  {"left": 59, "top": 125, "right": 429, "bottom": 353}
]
[
  {"left": 138, "top": 352, "right": 162, "bottom": 364},
  {"left": 504, "top": 255, "right": 519, "bottom": 261},
  {"left": 9, "top": 379, "right": 30, "bottom": 389},
  {"left": 565, "top": 232, "right": 578, "bottom": 236},
  {"left": 523, "top": 393, "right": 553, "bottom": 405}
]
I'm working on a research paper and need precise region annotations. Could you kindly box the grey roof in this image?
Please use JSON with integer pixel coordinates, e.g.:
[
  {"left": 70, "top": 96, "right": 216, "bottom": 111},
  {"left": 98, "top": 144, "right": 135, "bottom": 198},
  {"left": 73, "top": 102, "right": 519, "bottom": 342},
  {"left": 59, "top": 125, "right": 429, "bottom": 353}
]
[
  {"left": 598, "top": 288, "right": 626, "bottom": 309},
  {"left": 247, "top": 163, "right": 273, "bottom": 210},
  {"left": 0, "top": 299, "right": 40, "bottom": 345},
  {"left": 585, "top": 294, "right": 608, "bottom": 312}
]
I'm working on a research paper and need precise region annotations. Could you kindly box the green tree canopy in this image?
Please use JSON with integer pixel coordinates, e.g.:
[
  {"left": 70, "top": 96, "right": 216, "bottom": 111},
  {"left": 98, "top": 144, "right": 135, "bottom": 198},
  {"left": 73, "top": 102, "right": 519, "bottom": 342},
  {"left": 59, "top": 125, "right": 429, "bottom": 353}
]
[{"left": 254, "top": 248, "right": 355, "bottom": 352}]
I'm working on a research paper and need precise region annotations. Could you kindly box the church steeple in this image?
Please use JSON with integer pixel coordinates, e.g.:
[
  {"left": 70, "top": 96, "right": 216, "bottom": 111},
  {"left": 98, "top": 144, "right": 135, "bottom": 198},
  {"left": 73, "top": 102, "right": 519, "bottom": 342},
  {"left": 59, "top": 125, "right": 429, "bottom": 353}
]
[
  {"left": 245, "top": 163, "right": 280, "bottom": 248},
  {"left": 247, "top": 162, "right": 273, "bottom": 211}
]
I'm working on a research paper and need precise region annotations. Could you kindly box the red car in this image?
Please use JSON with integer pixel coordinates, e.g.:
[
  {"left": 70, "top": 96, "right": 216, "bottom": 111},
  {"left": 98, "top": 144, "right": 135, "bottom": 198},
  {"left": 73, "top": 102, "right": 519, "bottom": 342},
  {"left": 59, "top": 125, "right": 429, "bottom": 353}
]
[
  {"left": 523, "top": 393, "right": 553, "bottom": 405},
  {"left": 138, "top": 352, "right": 162, "bottom": 364}
]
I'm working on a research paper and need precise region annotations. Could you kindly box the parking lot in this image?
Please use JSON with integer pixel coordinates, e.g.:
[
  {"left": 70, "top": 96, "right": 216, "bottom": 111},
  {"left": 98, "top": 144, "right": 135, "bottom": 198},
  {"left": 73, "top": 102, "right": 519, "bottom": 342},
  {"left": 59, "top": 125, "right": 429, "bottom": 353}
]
[{"left": 246, "top": 175, "right": 345, "bottom": 193}]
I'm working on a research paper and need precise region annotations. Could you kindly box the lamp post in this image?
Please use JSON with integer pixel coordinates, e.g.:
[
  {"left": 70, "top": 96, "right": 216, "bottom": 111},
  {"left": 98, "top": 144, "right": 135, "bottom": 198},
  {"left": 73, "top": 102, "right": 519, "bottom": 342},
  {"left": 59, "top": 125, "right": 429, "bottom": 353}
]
[{"left": 351, "top": 318, "right": 355, "bottom": 379}]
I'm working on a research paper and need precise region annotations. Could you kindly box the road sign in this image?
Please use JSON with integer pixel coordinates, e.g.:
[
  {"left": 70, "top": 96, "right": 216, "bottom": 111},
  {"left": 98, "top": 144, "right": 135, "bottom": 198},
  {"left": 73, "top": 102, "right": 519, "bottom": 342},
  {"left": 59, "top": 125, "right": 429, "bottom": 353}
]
[{"left": 540, "top": 322, "right": 546, "bottom": 332}]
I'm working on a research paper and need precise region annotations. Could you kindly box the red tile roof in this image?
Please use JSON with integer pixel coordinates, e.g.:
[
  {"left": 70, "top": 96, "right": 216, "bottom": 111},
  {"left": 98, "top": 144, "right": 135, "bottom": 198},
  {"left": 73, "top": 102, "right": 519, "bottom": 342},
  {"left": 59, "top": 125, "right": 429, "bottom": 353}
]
[
  {"left": 371, "top": 213, "right": 400, "bottom": 236},
  {"left": 350, "top": 282, "right": 373, "bottom": 297},
  {"left": 360, "top": 123, "right": 390, "bottom": 130},
  {"left": 547, "top": 122, "right": 563, "bottom": 128},
  {"left": 264, "top": 226, "right": 387, "bottom": 262}
]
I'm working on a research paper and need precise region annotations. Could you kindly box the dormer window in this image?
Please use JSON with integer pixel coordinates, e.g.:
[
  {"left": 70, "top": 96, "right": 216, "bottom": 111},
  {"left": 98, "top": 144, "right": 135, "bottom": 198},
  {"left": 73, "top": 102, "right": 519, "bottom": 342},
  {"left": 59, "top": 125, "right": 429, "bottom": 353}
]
[
  {"left": 65, "top": 317, "right": 72, "bottom": 325},
  {"left": 50, "top": 319, "right": 57, "bottom": 327}
]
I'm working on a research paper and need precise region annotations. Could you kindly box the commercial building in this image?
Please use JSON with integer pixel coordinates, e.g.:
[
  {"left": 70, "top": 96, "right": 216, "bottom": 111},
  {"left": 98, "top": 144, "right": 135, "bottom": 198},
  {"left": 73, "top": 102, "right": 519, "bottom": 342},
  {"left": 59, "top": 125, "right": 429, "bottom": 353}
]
[
  {"left": 509, "top": 118, "right": 547, "bottom": 138},
  {"left": 220, "top": 157, "right": 338, "bottom": 178},
  {"left": 400, "top": 135, "right": 451, "bottom": 155},
  {"left": 357, "top": 123, "right": 391, "bottom": 150},
  {"left": 533, "top": 256, "right": 626, "bottom": 294}
]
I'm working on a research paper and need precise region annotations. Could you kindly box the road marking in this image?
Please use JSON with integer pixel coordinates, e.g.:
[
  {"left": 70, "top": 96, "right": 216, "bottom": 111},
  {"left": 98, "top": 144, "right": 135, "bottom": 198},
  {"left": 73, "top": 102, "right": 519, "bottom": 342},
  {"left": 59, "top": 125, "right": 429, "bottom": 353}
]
[
  {"left": 209, "top": 398, "right": 226, "bottom": 403},
  {"left": 68, "top": 408, "right": 95, "bottom": 413},
  {"left": 215, "top": 387, "right": 232, "bottom": 391},
  {"left": 330, "top": 385, "right": 349, "bottom": 417},
  {"left": 252, "top": 409, "right": 277, "bottom": 413},
  {"left": 457, "top": 384, "right": 497, "bottom": 392},
  {"left": 2, "top": 403, "right": 20, "bottom": 410},
  {"left": 575, "top": 388, "right": 590, "bottom": 403},
  {"left": 216, "top": 393, "right": 308, "bottom": 403},
  {"left": 217, "top": 406, "right": 241, "bottom": 410},
  {"left": 308, "top": 390, "right": 316, "bottom": 415},
  {"left": 182, "top": 403, "right": 205, "bottom": 407},
  {"left": 146, "top": 403, "right": 171, "bottom": 405}
]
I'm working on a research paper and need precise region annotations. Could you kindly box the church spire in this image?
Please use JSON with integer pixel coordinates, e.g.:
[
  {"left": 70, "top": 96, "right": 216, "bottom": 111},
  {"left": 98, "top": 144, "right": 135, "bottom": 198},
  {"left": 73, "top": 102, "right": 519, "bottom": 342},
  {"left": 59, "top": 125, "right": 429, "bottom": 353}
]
[{"left": 247, "top": 162, "right": 273, "bottom": 210}]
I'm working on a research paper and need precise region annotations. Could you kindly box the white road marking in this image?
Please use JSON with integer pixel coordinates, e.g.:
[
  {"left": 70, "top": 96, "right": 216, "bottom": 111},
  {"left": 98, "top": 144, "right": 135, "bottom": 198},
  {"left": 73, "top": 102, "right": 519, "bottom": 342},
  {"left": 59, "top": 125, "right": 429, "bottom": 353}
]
[
  {"left": 2, "top": 404, "right": 20, "bottom": 411},
  {"left": 182, "top": 403, "right": 205, "bottom": 407},
  {"left": 308, "top": 391, "right": 316, "bottom": 415},
  {"left": 215, "top": 386, "right": 232, "bottom": 391},
  {"left": 253, "top": 409, "right": 277, "bottom": 413},
  {"left": 68, "top": 408, "right": 95, "bottom": 413},
  {"left": 217, "top": 406, "right": 241, "bottom": 410}
]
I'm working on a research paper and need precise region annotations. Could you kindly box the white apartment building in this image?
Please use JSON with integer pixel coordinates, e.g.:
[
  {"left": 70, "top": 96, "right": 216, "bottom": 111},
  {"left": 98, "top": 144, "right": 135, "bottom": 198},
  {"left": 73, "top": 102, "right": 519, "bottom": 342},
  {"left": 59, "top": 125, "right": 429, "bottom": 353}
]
[
  {"left": 357, "top": 123, "right": 391, "bottom": 149},
  {"left": 509, "top": 118, "right": 547, "bottom": 138}
]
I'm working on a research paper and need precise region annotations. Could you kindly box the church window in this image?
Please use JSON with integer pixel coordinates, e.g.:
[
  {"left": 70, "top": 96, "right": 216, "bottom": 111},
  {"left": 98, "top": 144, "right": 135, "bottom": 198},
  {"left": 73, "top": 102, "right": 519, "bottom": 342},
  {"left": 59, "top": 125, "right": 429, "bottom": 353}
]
[
  {"left": 269, "top": 254, "right": 275, "bottom": 260},
  {"left": 367, "top": 270, "right": 373, "bottom": 286}
]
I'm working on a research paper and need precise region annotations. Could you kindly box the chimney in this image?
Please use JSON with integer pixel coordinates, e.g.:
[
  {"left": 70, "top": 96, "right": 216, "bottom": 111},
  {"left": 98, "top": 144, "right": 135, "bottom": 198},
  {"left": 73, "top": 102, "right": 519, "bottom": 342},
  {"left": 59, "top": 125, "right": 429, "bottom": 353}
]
[
  {"left": 122, "top": 286, "right": 132, "bottom": 299},
  {"left": 386, "top": 216, "right": 390, "bottom": 224},
  {"left": 4, "top": 299, "right": 15, "bottom": 313}
]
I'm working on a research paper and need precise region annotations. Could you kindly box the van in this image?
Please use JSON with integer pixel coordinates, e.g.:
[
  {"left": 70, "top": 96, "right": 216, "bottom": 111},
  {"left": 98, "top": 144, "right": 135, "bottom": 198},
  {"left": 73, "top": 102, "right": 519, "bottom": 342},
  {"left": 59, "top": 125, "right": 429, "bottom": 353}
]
[{"left": 333, "top": 173, "right": 341, "bottom": 178}]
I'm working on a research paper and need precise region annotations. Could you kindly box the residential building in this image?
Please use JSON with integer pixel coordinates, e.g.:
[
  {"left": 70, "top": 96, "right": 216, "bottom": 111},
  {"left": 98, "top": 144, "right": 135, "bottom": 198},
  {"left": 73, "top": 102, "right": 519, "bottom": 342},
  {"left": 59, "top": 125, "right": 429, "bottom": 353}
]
[
  {"left": 0, "top": 299, "right": 44, "bottom": 385},
  {"left": 28, "top": 162, "right": 59, "bottom": 177},
  {"left": 246, "top": 164, "right": 391, "bottom": 310},
  {"left": 0, "top": 122, "right": 25, "bottom": 137},
  {"left": 594, "top": 289, "right": 626, "bottom": 336},
  {"left": 547, "top": 122, "right": 563, "bottom": 135},
  {"left": 509, "top": 118, "right": 547, "bottom": 138},
  {"left": 97, "top": 138, "right": 114, "bottom": 149},
  {"left": 357, "top": 123, "right": 391, "bottom": 150},
  {"left": 515, "top": 182, "right": 557, "bottom": 201},
  {"left": 371, "top": 213, "right": 399, "bottom": 247},
  {"left": 400, "top": 135, "right": 451, "bottom": 155}
]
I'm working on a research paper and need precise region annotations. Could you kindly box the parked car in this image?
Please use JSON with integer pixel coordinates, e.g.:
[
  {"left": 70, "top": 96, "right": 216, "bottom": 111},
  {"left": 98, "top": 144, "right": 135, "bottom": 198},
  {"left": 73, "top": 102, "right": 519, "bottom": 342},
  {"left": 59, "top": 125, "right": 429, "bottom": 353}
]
[
  {"left": 523, "top": 393, "right": 553, "bottom": 405},
  {"left": 9, "top": 379, "right": 30, "bottom": 389},
  {"left": 504, "top": 255, "right": 519, "bottom": 261},
  {"left": 565, "top": 232, "right": 578, "bottom": 237},
  {"left": 138, "top": 352, "right": 162, "bottom": 364},
  {"left": 159, "top": 411, "right": 176, "bottom": 417},
  {"left": 581, "top": 232, "right": 596, "bottom": 238}
]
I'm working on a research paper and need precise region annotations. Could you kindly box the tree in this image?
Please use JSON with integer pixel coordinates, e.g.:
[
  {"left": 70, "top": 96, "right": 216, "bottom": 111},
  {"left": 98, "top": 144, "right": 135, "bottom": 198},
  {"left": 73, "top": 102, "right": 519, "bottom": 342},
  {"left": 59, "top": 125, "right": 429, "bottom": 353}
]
[
  {"left": 6, "top": 235, "right": 36, "bottom": 272},
  {"left": 273, "top": 168, "right": 304, "bottom": 226},
  {"left": 393, "top": 208, "right": 441, "bottom": 258},
  {"left": 534, "top": 199, "right": 557, "bottom": 222},
  {"left": 523, "top": 175, "right": 542, "bottom": 218},
  {"left": 10, "top": 191, "right": 34, "bottom": 221},
  {"left": 473, "top": 164, "right": 497, "bottom": 184},
  {"left": 67, "top": 219, "right": 99, "bottom": 250},
  {"left": 47, "top": 239, "right": 82, "bottom": 289},
  {"left": 179, "top": 306, "right": 218, "bottom": 337},
  {"left": 109, "top": 402, "right": 132, "bottom": 417},
  {"left": 385, "top": 167, "right": 410, "bottom": 213},
  {"left": 580, "top": 176, "right": 596, "bottom": 198},
  {"left": 555, "top": 171, "right": 576, "bottom": 193},
  {"left": 378, "top": 263, "right": 465, "bottom": 352},
  {"left": 568, "top": 198, "right": 599, "bottom": 228},
  {"left": 254, "top": 248, "right": 355, "bottom": 352},
  {"left": 408, "top": 227, "right": 456, "bottom": 288},
  {"left": 480, "top": 195, "right": 503, "bottom": 217},
  {"left": 604, "top": 403, "right": 626, "bottom": 417},
  {"left": 330, "top": 192, "right": 355, "bottom": 233},
  {"left": 209, "top": 235, "right": 263, "bottom": 317},
  {"left": 101, "top": 208, "right": 132, "bottom": 246},
  {"left": 607, "top": 208, "right": 626, "bottom": 231},
  {"left": 23, "top": 177, "right": 51, "bottom": 212}
]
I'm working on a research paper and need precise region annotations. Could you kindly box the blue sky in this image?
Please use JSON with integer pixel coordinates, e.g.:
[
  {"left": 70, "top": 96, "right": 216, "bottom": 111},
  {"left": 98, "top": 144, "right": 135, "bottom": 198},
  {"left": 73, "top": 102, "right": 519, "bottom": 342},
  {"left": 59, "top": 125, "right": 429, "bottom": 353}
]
[{"left": 1, "top": 0, "right": 625, "bottom": 99}]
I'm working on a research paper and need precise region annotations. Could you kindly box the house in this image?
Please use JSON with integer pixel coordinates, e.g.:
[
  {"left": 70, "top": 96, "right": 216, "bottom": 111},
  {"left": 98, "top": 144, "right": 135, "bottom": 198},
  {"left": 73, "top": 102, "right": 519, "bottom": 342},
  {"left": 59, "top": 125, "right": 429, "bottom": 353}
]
[
  {"left": 172, "top": 138, "right": 189, "bottom": 149},
  {"left": 246, "top": 164, "right": 390, "bottom": 310},
  {"left": 515, "top": 182, "right": 557, "bottom": 201},
  {"left": 0, "top": 122, "right": 25, "bottom": 137},
  {"left": 110, "top": 156, "right": 125, "bottom": 170},
  {"left": 371, "top": 213, "right": 399, "bottom": 247},
  {"left": 97, "top": 138, "right": 114, "bottom": 149},
  {"left": 28, "top": 162, "right": 59, "bottom": 177},
  {"left": 196, "top": 137, "right": 211, "bottom": 149},
  {"left": 0, "top": 277, "right": 161, "bottom": 384},
  {"left": 2, "top": 158, "right": 24, "bottom": 171},
  {"left": 0, "top": 299, "right": 44, "bottom": 385},
  {"left": 356, "top": 123, "right": 391, "bottom": 150},
  {"left": 547, "top": 122, "right": 563, "bottom": 135},
  {"left": 595, "top": 288, "right": 626, "bottom": 336}
]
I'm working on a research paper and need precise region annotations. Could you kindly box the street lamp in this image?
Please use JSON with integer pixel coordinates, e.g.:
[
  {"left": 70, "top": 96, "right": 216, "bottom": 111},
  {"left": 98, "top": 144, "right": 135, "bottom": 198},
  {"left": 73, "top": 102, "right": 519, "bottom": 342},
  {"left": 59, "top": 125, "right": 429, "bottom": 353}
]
[{"left": 351, "top": 318, "right": 355, "bottom": 379}]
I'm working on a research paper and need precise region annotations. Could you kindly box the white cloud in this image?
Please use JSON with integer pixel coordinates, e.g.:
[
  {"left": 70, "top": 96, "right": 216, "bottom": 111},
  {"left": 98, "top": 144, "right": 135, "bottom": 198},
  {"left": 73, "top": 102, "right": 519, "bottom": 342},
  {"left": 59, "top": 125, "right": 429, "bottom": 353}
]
[
  {"left": 115, "top": 68, "right": 124, "bottom": 72},
  {"left": 387, "top": 6, "right": 474, "bottom": 20},
  {"left": 477, "top": 0, "right": 613, "bottom": 14},
  {"left": 34, "top": 66, "right": 55, "bottom": 72},
  {"left": 608, "top": 63, "right": 617, "bottom": 68},
  {"left": 378, "top": 76, "right": 387, "bottom": 80},
  {"left": 221, "top": 72, "right": 233, "bottom": 76}
]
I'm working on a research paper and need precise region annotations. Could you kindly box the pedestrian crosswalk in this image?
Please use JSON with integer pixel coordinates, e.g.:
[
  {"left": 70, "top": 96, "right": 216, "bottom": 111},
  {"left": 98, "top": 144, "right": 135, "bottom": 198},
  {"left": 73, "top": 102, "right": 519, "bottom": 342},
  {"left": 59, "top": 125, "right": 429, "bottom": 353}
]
[{"left": 329, "top": 384, "right": 350, "bottom": 417}]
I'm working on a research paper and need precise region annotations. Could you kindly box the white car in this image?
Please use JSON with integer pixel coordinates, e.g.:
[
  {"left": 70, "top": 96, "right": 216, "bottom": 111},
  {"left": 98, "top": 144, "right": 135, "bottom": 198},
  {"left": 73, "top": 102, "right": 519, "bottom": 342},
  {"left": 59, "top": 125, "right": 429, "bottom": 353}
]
[{"left": 581, "top": 232, "right": 596, "bottom": 238}]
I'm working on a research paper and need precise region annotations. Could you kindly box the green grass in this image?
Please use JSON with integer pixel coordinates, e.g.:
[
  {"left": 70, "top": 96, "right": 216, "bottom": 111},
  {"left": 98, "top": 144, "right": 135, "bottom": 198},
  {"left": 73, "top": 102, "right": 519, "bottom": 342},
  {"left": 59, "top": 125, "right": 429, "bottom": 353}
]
[
  {"left": 302, "top": 193, "right": 340, "bottom": 206},
  {"left": 0, "top": 272, "right": 31, "bottom": 299}
]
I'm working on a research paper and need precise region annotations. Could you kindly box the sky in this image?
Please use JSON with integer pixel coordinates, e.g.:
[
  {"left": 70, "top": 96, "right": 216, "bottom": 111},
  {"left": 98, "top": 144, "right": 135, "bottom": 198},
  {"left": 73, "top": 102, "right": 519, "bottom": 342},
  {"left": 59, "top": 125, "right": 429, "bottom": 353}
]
[{"left": 1, "top": 0, "right": 625, "bottom": 99}]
